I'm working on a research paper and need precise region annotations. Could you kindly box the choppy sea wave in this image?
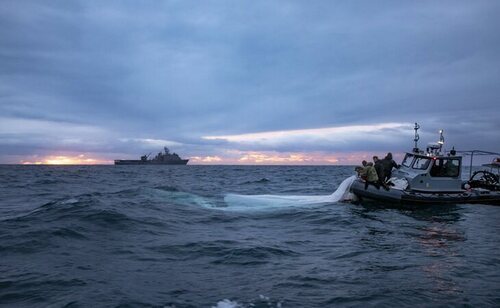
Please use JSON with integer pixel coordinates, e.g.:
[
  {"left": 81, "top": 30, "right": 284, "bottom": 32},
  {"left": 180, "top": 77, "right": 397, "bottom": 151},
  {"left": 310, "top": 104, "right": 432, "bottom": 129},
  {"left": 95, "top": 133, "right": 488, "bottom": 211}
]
[{"left": 1, "top": 165, "right": 499, "bottom": 307}]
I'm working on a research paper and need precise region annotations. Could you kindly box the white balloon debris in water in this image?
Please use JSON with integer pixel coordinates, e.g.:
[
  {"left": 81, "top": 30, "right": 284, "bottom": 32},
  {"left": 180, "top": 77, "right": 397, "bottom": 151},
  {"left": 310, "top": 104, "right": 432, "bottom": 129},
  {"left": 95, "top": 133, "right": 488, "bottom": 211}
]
[{"left": 221, "top": 175, "right": 357, "bottom": 211}]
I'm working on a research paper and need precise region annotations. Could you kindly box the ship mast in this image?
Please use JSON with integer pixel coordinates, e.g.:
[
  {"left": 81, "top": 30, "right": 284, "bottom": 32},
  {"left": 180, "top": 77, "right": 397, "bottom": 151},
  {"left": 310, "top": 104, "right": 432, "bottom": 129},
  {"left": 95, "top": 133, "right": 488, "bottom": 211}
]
[
  {"left": 413, "top": 122, "right": 420, "bottom": 153},
  {"left": 438, "top": 129, "right": 444, "bottom": 153}
]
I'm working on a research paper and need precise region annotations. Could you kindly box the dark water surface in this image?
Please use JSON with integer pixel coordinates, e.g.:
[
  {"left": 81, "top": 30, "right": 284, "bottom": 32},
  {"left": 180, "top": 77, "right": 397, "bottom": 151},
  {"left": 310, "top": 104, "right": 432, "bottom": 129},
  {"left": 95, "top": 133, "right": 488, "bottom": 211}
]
[{"left": 1, "top": 165, "right": 499, "bottom": 307}]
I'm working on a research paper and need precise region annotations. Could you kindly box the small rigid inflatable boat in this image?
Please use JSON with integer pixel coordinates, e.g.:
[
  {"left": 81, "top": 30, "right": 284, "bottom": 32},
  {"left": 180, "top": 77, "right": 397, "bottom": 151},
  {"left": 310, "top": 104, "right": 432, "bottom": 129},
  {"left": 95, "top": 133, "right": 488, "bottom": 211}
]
[{"left": 351, "top": 124, "right": 500, "bottom": 206}]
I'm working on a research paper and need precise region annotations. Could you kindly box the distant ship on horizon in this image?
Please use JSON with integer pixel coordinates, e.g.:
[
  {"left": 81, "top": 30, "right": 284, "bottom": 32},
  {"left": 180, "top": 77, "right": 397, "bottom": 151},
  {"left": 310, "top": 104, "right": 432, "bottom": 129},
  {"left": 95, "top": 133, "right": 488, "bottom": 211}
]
[{"left": 114, "top": 147, "right": 189, "bottom": 165}]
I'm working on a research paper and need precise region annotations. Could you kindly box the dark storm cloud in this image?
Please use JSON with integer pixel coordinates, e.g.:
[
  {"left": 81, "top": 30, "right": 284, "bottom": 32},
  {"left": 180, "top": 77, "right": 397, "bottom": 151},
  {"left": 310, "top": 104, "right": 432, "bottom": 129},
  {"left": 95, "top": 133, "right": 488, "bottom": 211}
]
[{"left": 1, "top": 0, "right": 499, "bottom": 163}]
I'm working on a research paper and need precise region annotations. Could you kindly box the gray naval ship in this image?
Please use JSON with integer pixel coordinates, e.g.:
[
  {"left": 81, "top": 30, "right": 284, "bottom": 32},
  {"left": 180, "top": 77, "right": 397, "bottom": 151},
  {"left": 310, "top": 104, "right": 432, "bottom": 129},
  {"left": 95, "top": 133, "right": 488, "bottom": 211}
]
[{"left": 114, "top": 147, "right": 189, "bottom": 165}]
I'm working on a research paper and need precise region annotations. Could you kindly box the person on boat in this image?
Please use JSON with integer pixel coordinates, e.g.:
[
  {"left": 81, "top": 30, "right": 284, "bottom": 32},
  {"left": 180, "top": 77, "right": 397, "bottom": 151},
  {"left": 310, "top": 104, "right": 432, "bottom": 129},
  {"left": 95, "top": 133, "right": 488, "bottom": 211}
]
[
  {"left": 356, "top": 160, "right": 368, "bottom": 180},
  {"left": 364, "top": 162, "right": 380, "bottom": 190},
  {"left": 381, "top": 152, "right": 398, "bottom": 182},
  {"left": 373, "top": 156, "right": 383, "bottom": 178},
  {"left": 373, "top": 156, "right": 388, "bottom": 190}
]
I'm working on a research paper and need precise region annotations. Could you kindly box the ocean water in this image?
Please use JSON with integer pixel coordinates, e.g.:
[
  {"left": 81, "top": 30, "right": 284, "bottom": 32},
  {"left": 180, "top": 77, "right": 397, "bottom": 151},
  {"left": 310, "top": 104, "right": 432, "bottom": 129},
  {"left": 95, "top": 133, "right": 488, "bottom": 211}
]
[{"left": 1, "top": 165, "right": 499, "bottom": 307}]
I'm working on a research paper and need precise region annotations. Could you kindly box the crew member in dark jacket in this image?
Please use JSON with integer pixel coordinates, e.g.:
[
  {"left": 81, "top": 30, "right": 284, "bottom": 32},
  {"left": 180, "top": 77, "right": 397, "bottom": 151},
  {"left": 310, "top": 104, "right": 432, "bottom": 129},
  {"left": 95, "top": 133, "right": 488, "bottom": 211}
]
[
  {"left": 373, "top": 156, "right": 388, "bottom": 189},
  {"left": 373, "top": 156, "right": 383, "bottom": 179},
  {"left": 381, "top": 152, "right": 398, "bottom": 182}
]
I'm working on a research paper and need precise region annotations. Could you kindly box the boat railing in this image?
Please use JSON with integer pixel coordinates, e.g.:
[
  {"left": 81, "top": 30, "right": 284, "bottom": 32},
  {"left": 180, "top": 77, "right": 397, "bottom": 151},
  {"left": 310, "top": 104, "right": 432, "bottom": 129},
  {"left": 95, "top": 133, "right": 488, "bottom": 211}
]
[{"left": 455, "top": 150, "right": 500, "bottom": 179}]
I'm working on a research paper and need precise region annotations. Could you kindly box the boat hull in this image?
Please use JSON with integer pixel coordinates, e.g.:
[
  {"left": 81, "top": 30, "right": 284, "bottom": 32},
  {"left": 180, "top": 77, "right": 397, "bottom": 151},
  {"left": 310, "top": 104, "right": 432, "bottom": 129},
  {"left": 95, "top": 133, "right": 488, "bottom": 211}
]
[
  {"left": 114, "top": 159, "right": 189, "bottom": 165},
  {"left": 350, "top": 179, "right": 500, "bottom": 206}
]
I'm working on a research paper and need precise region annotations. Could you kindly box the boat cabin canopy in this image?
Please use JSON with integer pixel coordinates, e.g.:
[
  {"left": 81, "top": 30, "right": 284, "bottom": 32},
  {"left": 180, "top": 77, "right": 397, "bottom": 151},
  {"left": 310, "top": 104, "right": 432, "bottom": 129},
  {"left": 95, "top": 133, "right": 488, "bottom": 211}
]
[
  {"left": 394, "top": 152, "right": 463, "bottom": 192},
  {"left": 401, "top": 153, "right": 461, "bottom": 178}
]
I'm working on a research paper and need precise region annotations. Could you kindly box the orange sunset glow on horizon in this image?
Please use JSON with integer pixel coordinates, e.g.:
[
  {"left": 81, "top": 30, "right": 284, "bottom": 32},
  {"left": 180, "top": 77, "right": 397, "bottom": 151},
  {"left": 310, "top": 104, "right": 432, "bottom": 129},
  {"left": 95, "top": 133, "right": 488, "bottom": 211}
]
[{"left": 21, "top": 154, "right": 111, "bottom": 165}]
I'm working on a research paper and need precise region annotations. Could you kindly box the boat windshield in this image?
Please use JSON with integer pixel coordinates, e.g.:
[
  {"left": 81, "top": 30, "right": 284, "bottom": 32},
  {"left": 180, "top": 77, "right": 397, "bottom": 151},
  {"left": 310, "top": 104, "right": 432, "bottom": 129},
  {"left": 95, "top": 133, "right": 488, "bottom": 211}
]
[
  {"left": 412, "top": 157, "right": 431, "bottom": 170},
  {"left": 401, "top": 154, "right": 415, "bottom": 167}
]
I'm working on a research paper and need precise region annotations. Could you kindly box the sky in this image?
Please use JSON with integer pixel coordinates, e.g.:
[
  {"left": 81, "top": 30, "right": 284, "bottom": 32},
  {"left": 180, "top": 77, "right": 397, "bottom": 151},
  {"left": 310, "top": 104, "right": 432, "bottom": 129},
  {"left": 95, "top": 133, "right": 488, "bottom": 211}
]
[{"left": 1, "top": 0, "right": 499, "bottom": 165}]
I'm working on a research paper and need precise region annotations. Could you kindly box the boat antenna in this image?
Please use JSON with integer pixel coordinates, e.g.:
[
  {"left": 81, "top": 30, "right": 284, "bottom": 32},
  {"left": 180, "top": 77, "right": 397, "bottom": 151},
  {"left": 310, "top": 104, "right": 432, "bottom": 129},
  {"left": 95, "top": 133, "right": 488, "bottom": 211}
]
[
  {"left": 413, "top": 122, "right": 420, "bottom": 153},
  {"left": 438, "top": 129, "right": 444, "bottom": 153}
]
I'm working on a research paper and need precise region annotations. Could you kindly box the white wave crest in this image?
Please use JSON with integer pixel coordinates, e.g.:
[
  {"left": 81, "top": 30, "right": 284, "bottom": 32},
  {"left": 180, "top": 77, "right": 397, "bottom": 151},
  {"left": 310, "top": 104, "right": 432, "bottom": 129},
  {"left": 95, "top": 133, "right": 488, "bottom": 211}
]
[{"left": 212, "top": 299, "right": 241, "bottom": 308}]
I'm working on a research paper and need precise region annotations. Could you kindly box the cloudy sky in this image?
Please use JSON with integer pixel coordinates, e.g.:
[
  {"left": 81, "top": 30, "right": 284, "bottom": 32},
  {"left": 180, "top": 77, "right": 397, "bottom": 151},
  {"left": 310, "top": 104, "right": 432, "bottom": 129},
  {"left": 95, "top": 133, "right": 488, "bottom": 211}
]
[{"left": 1, "top": 1, "right": 499, "bottom": 164}]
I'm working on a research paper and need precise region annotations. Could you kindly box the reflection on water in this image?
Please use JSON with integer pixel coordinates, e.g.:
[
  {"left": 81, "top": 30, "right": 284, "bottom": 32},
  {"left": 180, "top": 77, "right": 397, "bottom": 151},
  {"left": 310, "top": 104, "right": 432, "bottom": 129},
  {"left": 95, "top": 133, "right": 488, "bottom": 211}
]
[
  {"left": 419, "top": 226, "right": 466, "bottom": 251},
  {"left": 349, "top": 203, "right": 470, "bottom": 298},
  {"left": 422, "top": 262, "right": 463, "bottom": 296},
  {"left": 415, "top": 207, "right": 466, "bottom": 297},
  {"left": 419, "top": 224, "right": 465, "bottom": 296},
  {"left": 405, "top": 205, "right": 463, "bottom": 224}
]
